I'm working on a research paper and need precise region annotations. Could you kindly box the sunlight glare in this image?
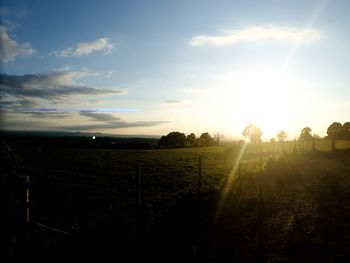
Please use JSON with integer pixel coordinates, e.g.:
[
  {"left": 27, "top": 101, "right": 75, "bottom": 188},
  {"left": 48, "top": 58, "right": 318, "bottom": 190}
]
[
  {"left": 215, "top": 139, "right": 248, "bottom": 220},
  {"left": 216, "top": 70, "right": 300, "bottom": 138}
]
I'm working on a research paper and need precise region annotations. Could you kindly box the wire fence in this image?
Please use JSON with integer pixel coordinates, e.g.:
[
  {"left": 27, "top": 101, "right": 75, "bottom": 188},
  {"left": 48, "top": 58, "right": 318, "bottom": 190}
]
[
  {"left": 238, "top": 139, "right": 350, "bottom": 174},
  {"left": 10, "top": 139, "right": 350, "bottom": 257}
]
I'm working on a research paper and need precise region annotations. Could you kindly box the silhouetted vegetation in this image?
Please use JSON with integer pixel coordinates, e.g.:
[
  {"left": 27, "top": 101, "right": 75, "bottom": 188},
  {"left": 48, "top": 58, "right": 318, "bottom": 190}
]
[
  {"left": 242, "top": 124, "right": 263, "bottom": 144},
  {"left": 186, "top": 133, "right": 196, "bottom": 147},
  {"left": 277, "top": 130, "right": 287, "bottom": 142},
  {"left": 199, "top": 132, "right": 215, "bottom": 146},
  {"left": 299, "top": 127, "right": 313, "bottom": 140},
  {"left": 326, "top": 122, "right": 350, "bottom": 140},
  {"left": 159, "top": 131, "right": 216, "bottom": 148},
  {"left": 159, "top": 131, "right": 186, "bottom": 148}
]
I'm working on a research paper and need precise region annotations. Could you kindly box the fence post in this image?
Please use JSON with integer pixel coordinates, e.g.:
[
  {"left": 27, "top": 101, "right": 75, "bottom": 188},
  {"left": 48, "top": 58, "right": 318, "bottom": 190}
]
[
  {"left": 260, "top": 145, "right": 263, "bottom": 174},
  {"left": 25, "top": 176, "right": 30, "bottom": 224},
  {"left": 197, "top": 157, "right": 202, "bottom": 197},
  {"left": 331, "top": 139, "right": 336, "bottom": 152},
  {"left": 272, "top": 142, "right": 275, "bottom": 160}
]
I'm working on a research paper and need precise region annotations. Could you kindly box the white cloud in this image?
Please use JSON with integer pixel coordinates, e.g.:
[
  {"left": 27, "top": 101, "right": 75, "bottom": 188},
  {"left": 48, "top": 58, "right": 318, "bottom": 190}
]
[
  {"left": 49, "top": 38, "right": 115, "bottom": 57},
  {"left": 190, "top": 25, "right": 324, "bottom": 47},
  {"left": 0, "top": 25, "right": 36, "bottom": 63}
]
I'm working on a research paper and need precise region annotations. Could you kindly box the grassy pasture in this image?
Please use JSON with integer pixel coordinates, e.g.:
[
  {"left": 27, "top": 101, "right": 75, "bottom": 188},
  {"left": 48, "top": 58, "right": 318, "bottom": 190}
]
[
  {"left": 5, "top": 139, "right": 350, "bottom": 260},
  {"left": 17, "top": 140, "right": 350, "bottom": 227}
]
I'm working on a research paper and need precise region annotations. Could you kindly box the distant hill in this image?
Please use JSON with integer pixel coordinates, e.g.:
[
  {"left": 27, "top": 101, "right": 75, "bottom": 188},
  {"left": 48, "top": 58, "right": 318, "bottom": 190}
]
[
  {"left": 0, "top": 130, "right": 161, "bottom": 139},
  {"left": 0, "top": 130, "right": 161, "bottom": 149}
]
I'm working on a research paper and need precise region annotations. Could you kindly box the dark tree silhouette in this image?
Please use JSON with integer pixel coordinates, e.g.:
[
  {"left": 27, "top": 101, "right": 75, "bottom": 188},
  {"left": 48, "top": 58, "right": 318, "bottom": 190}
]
[
  {"left": 299, "top": 127, "right": 312, "bottom": 140},
  {"left": 277, "top": 130, "right": 287, "bottom": 142},
  {"left": 159, "top": 131, "right": 186, "bottom": 148},
  {"left": 341, "top": 122, "right": 350, "bottom": 139},
  {"left": 199, "top": 132, "right": 214, "bottom": 146},
  {"left": 186, "top": 133, "right": 196, "bottom": 146},
  {"left": 327, "top": 122, "right": 342, "bottom": 140},
  {"left": 327, "top": 122, "right": 342, "bottom": 151},
  {"left": 242, "top": 124, "right": 263, "bottom": 144}
]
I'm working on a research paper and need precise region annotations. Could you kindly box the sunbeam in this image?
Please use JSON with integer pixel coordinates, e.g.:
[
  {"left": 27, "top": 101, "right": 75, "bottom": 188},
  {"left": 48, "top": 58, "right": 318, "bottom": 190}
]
[{"left": 215, "top": 140, "right": 249, "bottom": 220}]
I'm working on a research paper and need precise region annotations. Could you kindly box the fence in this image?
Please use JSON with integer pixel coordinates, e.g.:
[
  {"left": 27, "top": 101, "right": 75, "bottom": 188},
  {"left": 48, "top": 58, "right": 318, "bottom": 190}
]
[
  {"left": 238, "top": 139, "right": 350, "bottom": 174},
  {"left": 15, "top": 139, "right": 350, "bottom": 241}
]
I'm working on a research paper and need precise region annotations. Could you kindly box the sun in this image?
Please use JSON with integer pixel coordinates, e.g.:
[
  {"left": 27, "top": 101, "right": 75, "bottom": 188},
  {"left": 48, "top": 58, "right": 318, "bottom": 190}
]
[{"left": 217, "top": 70, "right": 300, "bottom": 138}]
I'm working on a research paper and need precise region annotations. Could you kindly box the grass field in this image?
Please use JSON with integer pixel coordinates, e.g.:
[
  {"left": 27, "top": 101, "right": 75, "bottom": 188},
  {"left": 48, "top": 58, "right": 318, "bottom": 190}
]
[{"left": 4, "top": 139, "right": 350, "bottom": 260}]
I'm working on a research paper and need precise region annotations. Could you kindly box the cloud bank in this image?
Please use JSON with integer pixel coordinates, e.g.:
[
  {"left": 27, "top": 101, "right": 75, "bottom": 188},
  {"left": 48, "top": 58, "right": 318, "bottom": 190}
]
[
  {"left": 49, "top": 38, "right": 115, "bottom": 57},
  {"left": 0, "top": 71, "right": 126, "bottom": 100},
  {"left": 0, "top": 25, "right": 36, "bottom": 63},
  {"left": 62, "top": 112, "right": 167, "bottom": 130},
  {"left": 190, "top": 25, "right": 324, "bottom": 47}
]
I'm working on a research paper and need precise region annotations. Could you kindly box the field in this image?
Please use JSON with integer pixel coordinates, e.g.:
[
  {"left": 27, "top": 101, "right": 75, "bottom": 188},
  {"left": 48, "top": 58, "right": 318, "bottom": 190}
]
[{"left": 3, "top": 139, "right": 350, "bottom": 261}]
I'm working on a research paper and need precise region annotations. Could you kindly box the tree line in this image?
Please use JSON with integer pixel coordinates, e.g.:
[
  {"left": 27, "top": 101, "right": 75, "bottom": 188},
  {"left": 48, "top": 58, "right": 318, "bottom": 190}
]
[
  {"left": 159, "top": 132, "right": 223, "bottom": 148},
  {"left": 159, "top": 122, "right": 349, "bottom": 148},
  {"left": 243, "top": 122, "right": 350, "bottom": 144}
]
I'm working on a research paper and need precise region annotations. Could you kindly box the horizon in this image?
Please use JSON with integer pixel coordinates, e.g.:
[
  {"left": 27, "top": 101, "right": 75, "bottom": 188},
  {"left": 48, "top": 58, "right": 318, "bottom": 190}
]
[{"left": 1, "top": 0, "right": 350, "bottom": 139}]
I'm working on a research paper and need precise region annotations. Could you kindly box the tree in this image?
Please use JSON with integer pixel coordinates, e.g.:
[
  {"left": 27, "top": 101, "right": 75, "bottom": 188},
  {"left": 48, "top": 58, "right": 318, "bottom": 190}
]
[
  {"left": 195, "top": 137, "right": 205, "bottom": 147},
  {"left": 242, "top": 124, "right": 263, "bottom": 144},
  {"left": 327, "top": 122, "right": 342, "bottom": 140},
  {"left": 186, "top": 133, "right": 196, "bottom": 147},
  {"left": 299, "top": 127, "right": 312, "bottom": 140},
  {"left": 199, "top": 132, "right": 214, "bottom": 146},
  {"left": 277, "top": 130, "right": 287, "bottom": 142},
  {"left": 213, "top": 132, "right": 223, "bottom": 146},
  {"left": 340, "top": 122, "right": 350, "bottom": 140},
  {"left": 159, "top": 131, "right": 186, "bottom": 148},
  {"left": 326, "top": 122, "right": 342, "bottom": 151}
]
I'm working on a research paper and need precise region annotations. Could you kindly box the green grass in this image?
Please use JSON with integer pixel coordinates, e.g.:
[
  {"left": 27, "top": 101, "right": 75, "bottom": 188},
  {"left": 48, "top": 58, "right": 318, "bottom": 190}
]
[
  {"left": 211, "top": 150, "right": 350, "bottom": 262},
  {"left": 18, "top": 140, "right": 348, "bottom": 227},
  {"left": 19, "top": 145, "right": 241, "bottom": 228},
  {"left": 9, "top": 139, "right": 350, "bottom": 260}
]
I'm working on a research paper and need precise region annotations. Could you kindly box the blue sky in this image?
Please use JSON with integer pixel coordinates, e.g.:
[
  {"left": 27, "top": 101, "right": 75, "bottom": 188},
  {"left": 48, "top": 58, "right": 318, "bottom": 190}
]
[{"left": 1, "top": 0, "right": 350, "bottom": 139}]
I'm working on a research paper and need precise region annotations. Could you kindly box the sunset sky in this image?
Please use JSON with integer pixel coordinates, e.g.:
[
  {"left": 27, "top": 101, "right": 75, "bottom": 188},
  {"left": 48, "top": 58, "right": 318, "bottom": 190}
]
[{"left": 1, "top": 0, "right": 350, "bottom": 139}]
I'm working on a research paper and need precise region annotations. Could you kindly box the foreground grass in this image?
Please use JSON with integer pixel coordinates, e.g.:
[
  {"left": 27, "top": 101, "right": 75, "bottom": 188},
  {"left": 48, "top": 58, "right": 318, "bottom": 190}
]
[
  {"left": 7, "top": 140, "right": 350, "bottom": 261},
  {"left": 213, "top": 150, "right": 350, "bottom": 262}
]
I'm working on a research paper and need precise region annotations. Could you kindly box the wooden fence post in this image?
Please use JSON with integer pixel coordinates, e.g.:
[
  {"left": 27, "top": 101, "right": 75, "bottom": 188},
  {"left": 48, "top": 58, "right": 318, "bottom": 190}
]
[
  {"left": 260, "top": 145, "right": 263, "bottom": 174},
  {"left": 25, "top": 176, "right": 30, "bottom": 224},
  {"left": 137, "top": 164, "right": 141, "bottom": 209}
]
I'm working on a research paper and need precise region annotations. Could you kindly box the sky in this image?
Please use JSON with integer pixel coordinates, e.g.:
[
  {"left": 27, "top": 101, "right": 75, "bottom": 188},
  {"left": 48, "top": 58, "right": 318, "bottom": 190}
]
[{"left": 1, "top": 0, "right": 350, "bottom": 139}]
